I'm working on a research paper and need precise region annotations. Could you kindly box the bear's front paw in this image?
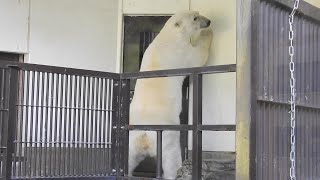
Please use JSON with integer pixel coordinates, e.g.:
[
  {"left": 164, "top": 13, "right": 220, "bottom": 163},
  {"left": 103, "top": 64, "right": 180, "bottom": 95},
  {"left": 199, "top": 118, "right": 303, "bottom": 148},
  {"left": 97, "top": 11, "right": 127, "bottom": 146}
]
[{"left": 200, "top": 28, "right": 213, "bottom": 37}]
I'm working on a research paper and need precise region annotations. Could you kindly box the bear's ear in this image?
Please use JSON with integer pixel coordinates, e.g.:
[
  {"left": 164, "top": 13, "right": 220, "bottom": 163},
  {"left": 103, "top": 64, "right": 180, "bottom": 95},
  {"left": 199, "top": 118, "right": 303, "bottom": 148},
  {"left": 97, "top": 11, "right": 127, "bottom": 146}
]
[{"left": 174, "top": 20, "right": 182, "bottom": 28}]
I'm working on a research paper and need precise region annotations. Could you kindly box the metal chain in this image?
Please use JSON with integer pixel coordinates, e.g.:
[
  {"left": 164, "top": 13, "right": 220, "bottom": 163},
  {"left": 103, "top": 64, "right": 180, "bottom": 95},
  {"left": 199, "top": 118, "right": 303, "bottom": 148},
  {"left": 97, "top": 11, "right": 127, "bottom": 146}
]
[{"left": 288, "top": 0, "right": 299, "bottom": 179}]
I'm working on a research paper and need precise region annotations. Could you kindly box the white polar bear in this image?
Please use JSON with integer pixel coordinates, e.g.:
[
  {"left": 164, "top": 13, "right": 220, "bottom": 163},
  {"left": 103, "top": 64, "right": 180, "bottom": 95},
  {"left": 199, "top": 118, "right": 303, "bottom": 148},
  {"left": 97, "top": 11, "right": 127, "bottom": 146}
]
[{"left": 128, "top": 10, "right": 213, "bottom": 179}]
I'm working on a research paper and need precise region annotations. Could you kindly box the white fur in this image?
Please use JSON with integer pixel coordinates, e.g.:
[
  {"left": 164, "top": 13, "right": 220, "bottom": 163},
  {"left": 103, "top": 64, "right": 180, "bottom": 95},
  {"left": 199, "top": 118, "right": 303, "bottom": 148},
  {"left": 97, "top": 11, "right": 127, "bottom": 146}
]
[{"left": 128, "top": 11, "right": 213, "bottom": 179}]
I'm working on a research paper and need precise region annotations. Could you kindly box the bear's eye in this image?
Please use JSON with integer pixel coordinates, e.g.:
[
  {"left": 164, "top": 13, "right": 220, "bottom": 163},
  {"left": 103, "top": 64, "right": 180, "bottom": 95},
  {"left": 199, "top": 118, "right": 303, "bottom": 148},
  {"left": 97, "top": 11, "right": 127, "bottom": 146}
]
[{"left": 194, "top": 17, "right": 198, "bottom": 21}]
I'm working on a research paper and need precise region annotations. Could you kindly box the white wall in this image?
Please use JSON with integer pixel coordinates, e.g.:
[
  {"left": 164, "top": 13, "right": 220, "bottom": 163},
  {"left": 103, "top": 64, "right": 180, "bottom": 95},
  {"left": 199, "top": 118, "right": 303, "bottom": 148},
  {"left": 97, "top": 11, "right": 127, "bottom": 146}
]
[
  {"left": 190, "top": 0, "right": 236, "bottom": 152},
  {"left": 122, "top": 0, "right": 236, "bottom": 152},
  {"left": 0, "top": 0, "right": 29, "bottom": 53},
  {"left": 122, "top": 0, "right": 189, "bottom": 14},
  {"left": 305, "top": 0, "right": 320, "bottom": 8},
  {"left": 27, "top": 0, "right": 119, "bottom": 72}
]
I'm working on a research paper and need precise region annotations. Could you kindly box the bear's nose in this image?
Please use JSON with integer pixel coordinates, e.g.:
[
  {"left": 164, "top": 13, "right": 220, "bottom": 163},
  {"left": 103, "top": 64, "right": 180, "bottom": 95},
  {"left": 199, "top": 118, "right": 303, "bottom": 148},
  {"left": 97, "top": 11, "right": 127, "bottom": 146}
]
[{"left": 207, "top": 20, "right": 211, "bottom": 26}]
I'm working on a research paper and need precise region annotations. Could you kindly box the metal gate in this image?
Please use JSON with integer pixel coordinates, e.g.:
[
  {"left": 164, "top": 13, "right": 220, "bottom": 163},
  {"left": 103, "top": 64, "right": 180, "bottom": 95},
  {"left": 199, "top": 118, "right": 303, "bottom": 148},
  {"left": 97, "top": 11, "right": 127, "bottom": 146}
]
[
  {"left": 0, "top": 62, "right": 119, "bottom": 179},
  {"left": 253, "top": 1, "right": 320, "bottom": 179}
]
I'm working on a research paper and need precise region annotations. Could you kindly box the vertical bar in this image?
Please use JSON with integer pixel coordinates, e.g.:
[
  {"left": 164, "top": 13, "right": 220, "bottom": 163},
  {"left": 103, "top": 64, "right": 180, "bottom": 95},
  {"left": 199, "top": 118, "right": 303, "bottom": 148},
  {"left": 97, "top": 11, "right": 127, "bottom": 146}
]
[
  {"left": 76, "top": 76, "right": 82, "bottom": 176},
  {"left": 180, "top": 77, "right": 189, "bottom": 161},
  {"left": 98, "top": 78, "right": 103, "bottom": 176},
  {"left": 102, "top": 79, "right": 108, "bottom": 175},
  {"left": 39, "top": 72, "right": 45, "bottom": 177},
  {"left": 29, "top": 71, "right": 35, "bottom": 178},
  {"left": 0, "top": 68, "right": 7, "bottom": 179},
  {"left": 4, "top": 68, "right": 14, "bottom": 179},
  {"left": 191, "top": 73, "right": 202, "bottom": 180},
  {"left": 68, "top": 75, "right": 73, "bottom": 176},
  {"left": 62, "top": 74, "right": 68, "bottom": 176},
  {"left": 120, "top": 79, "right": 130, "bottom": 176},
  {"left": 94, "top": 77, "right": 100, "bottom": 175},
  {"left": 89, "top": 77, "right": 95, "bottom": 175},
  {"left": 33, "top": 71, "right": 40, "bottom": 177},
  {"left": 156, "top": 131, "right": 162, "bottom": 179},
  {"left": 44, "top": 73, "right": 50, "bottom": 177},
  {"left": 55, "top": 74, "right": 61, "bottom": 176},
  {"left": 72, "top": 76, "right": 78, "bottom": 176},
  {"left": 105, "top": 79, "right": 111, "bottom": 175},
  {"left": 16, "top": 70, "right": 24, "bottom": 178},
  {"left": 81, "top": 76, "right": 87, "bottom": 175},
  {"left": 48, "top": 73, "right": 54, "bottom": 176},
  {"left": 111, "top": 80, "right": 120, "bottom": 176}
]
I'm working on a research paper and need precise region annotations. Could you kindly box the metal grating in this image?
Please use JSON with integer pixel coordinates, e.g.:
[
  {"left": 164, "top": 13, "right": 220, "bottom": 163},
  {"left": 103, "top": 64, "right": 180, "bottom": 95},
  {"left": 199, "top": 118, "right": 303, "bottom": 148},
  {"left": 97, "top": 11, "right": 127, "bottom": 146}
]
[
  {"left": 0, "top": 68, "right": 10, "bottom": 180},
  {"left": 255, "top": 1, "right": 320, "bottom": 179},
  {"left": 7, "top": 65, "right": 117, "bottom": 179}
]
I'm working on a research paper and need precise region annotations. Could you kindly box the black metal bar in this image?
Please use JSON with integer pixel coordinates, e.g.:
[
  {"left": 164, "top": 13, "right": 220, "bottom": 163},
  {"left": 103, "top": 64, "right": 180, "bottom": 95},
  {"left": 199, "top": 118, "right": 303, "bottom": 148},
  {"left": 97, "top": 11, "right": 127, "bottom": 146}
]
[
  {"left": 1, "top": 69, "right": 10, "bottom": 179},
  {"left": 121, "top": 64, "right": 236, "bottom": 79},
  {"left": 111, "top": 80, "right": 120, "bottom": 177},
  {"left": 198, "top": 125, "right": 236, "bottom": 131},
  {"left": 180, "top": 77, "right": 189, "bottom": 162},
  {"left": 120, "top": 79, "right": 130, "bottom": 176},
  {"left": 191, "top": 73, "right": 202, "bottom": 180},
  {"left": 125, "top": 125, "right": 236, "bottom": 131},
  {"left": 257, "top": 98, "right": 320, "bottom": 110},
  {"left": 156, "top": 131, "right": 162, "bottom": 179},
  {"left": 6, "top": 67, "right": 19, "bottom": 179},
  {"left": 5, "top": 62, "right": 119, "bottom": 80}
]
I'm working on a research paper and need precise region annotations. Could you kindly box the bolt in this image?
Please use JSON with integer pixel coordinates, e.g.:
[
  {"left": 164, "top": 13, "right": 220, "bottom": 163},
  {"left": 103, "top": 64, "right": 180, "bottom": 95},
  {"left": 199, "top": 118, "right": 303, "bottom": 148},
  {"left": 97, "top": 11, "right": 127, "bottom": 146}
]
[
  {"left": 114, "top": 82, "right": 119, "bottom": 87},
  {"left": 112, "top": 169, "right": 116, "bottom": 172},
  {"left": 113, "top": 126, "right": 117, "bottom": 129}
]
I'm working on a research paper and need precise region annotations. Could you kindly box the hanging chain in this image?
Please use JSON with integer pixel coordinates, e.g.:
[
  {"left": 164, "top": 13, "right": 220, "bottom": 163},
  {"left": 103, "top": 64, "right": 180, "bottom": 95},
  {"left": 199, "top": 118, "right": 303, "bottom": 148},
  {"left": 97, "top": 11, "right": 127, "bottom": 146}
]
[{"left": 288, "top": 0, "right": 299, "bottom": 179}]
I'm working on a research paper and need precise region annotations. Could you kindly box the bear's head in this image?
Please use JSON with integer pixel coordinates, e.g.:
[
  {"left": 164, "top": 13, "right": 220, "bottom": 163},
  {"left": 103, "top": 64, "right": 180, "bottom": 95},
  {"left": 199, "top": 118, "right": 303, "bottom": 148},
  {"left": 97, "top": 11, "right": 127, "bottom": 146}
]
[{"left": 163, "top": 10, "right": 211, "bottom": 38}]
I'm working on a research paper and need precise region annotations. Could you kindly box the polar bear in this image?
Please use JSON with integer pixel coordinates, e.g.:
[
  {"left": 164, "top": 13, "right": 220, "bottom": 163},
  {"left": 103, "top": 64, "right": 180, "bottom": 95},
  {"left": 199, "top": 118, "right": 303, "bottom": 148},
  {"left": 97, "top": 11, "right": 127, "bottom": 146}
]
[{"left": 128, "top": 11, "right": 213, "bottom": 179}]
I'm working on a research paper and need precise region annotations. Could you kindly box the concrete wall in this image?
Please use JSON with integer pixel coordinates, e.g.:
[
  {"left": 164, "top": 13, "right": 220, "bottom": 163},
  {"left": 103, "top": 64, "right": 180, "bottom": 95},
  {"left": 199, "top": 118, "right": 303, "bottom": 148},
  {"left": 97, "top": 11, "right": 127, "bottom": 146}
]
[
  {"left": 0, "top": 0, "right": 29, "bottom": 53},
  {"left": 27, "top": 0, "right": 119, "bottom": 72}
]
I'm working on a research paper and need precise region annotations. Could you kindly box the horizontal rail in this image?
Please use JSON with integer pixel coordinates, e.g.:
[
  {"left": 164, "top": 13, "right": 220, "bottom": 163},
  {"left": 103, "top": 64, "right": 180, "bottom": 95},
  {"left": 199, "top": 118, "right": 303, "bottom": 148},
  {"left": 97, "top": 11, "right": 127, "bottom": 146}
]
[
  {"left": 121, "top": 64, "right": 236, "bottom": 79},
  {"left": 198, "top": 125, "right": 236, "bottom": 131},
  {"left": 12, "top": 176, "right": 116, "bottom": 180},
  {"left": 0, "top": 61, "right": 120, "bottom": 79},
  {"left": 13, "top": 141, "right": 112, "bottom": 145},
  {"left": 16, "top": 104, "right": 114, "bottom": 112},
  {"left": 126, "top": 125, "right": 236, "bottom": 131},
  {"left": 257, "top": 97, "right": 320, "bottom": 110}
]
